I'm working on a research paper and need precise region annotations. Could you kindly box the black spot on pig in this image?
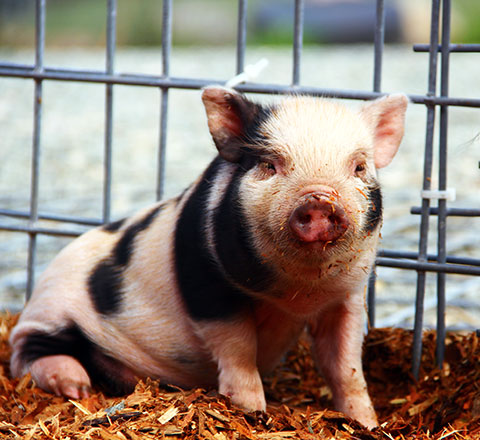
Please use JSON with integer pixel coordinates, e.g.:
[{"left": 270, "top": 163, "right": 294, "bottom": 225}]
[
  {"left": 113, "top": 204, "right": 164, "bottom": 266},
  {"left": 19, "top": 325, "right": 135, "bottom": 396},
  {"left": 175, "top": 104, "right": 275, "bottom": 320},
  {"left": 175, "top": 157, "right": 252, "bottom": 321},
  {"left": 214, "top": 166, "right": 273, "bottom": 292},
  {"left": 365, "top": 185, "right": 383, "bottom": 232},
  {"left": 235, "top": 106, "right": 275, "bottom": 162},
  {"left": 242, "top": 105, "right": 273, "bottom": 142},
  {"left": 89, "top": 204, "right": 166, "bottom": 315},
  {"left": 102, "top": 218, "right": 126, "bottom": 233},
  {"left": 89, "top": 260, "right": 123, "bottom": 314},
  {"left": 173, "top": 353, "right": 199, "bottom": 366}
]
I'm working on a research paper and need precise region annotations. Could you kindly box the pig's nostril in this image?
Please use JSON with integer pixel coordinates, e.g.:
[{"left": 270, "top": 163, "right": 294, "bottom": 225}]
[{"left": 298, "top": 214, "right": 312, "bottom": 226}]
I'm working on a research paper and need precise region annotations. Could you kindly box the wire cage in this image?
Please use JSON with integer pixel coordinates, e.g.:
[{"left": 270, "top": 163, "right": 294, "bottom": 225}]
[{"left": 0, "top": 0, "right": 479, "bottom": 380}]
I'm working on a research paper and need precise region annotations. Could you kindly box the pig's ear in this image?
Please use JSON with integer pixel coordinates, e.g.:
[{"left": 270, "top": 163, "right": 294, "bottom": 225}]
[
  {"left": 361, "top": 94, "right": 408, "bottom": 169},
  {"left": 202, "top": 86, "right": 263, "bottom": 163}
]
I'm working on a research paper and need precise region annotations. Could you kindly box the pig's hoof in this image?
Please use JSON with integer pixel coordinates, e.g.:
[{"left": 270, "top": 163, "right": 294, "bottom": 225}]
[
  {"left": 232, "top": 393, "right": 267, "bottom": 413},
  {"left": 30, "top": 355, "right": 92, "bottom": 399},
  {"left": 344, "top": 407, "right": 378, "bottom": 430},
  {"left": 360, "top": 414, "right": 379, "bottom": 430},
  {"left": 221, "top": 385, "right": 266, "bottom": 412},
  {"left": 219, "top": 369, "right": 266, "bottom": 412}
]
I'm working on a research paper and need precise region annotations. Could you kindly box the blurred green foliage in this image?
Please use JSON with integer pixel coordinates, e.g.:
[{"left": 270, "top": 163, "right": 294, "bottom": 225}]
[
  {"left": 1, "top": 0, "right": 480, "bottom": 48},
  {"left": 0, "top": 0, "right": 237, "bottom": 47},
  {"left": 455, "top": 0, "right": 480, "bottom": 43}
]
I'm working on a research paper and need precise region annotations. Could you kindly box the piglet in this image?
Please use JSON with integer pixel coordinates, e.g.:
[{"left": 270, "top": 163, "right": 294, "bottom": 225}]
[{"left": 10, "top": 87, "right": 407, "bottom": 429}]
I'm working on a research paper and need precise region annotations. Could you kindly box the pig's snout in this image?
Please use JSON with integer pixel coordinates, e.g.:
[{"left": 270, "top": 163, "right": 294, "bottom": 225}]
[{"left": 288, "top": 193, "right": 349, "bottom": 244}]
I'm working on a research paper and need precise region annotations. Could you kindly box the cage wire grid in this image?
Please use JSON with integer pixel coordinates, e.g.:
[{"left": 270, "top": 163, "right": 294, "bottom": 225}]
[{"left": 0, "top": 0, "right": 480, "bottom": 380}]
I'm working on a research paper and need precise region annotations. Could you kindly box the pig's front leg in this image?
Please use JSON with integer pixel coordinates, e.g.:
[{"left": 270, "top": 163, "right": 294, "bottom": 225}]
[
  {"left": 195, "top": 317, "right": 265, "bottom": 412},
  {"left": 309, "top": 292, "right": 377, "bottom": 429}
]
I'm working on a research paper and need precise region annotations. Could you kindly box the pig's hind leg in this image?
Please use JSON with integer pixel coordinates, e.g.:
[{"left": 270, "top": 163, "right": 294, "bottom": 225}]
[
  {"left": 11, "top": 324, "right": 138, "bottom": 398},
  {"left": 30, "top": 355, "right": 91, "bottom": 399}
]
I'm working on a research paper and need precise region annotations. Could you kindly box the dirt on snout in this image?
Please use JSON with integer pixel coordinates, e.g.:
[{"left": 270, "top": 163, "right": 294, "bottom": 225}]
[{"left": 0, "top": 313, "right": 479, "bottom": 440}]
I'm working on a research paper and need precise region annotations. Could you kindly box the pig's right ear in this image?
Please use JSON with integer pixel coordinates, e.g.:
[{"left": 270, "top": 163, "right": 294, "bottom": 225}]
[
  {"left": 361, "top": 94, "right": 408, "bottom": 169},
  {"left": 202, "top": 86, "right": 263, "bottom": 163}
]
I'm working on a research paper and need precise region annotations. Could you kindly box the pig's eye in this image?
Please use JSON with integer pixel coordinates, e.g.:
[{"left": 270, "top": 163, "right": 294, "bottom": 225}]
[
  {"left": 259, "top": 161, "right": 276, "bottom": 176},
  {"left": 354, "top": 163, "right": 366, "bottom": 177}
]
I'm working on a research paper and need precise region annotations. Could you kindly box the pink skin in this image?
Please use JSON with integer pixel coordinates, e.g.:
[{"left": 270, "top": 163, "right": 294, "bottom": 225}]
[
  {"left": 9, "top": 90, "right": 407, "bottom": 431},
  {"left": 309, "top": 297, "right": 378, "bottom": 429},
  {"left": 30, "top": 355, "right": 91, "bottom": 399},
  {"left": 29, "top": 354, "right": 141, "bottom": 400},
  {"left": 288, "top": 192, "right": 350, "bottom": 243}
]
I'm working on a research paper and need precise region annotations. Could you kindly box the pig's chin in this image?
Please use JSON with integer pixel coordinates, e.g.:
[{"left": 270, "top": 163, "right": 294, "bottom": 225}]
[
  {"left": 293, "top": 237, "right": 351, "bottom": 261},
  {"left": 275, "top": 232, "right": 354, "bottom": 269}
]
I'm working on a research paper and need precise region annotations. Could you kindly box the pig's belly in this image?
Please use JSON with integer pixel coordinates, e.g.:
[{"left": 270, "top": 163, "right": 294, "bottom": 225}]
[{"left": 102, "top": 305, "right": 219, "bottom": 389}]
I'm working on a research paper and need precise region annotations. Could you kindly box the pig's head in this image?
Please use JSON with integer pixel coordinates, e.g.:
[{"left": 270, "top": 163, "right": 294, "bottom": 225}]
[{"left": 202, "top": 87, "right": 407, "bottom": 273}]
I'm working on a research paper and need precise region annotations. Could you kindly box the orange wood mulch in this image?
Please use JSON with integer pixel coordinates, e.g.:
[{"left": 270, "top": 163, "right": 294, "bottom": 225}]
[{"left": 1, "top": 313, "right": 479, "bottom": 440}]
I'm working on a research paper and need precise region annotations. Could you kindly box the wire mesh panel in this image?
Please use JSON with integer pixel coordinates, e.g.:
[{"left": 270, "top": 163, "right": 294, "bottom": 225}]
[{"left": 0, "top": 0, "right": 479, "bottom": 378}]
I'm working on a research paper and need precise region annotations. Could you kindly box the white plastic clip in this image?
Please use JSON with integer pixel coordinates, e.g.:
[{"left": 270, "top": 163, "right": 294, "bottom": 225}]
[
  {"left": 225, "top": 58, "right": 269, "bottom": 88},
  {"left": 421, "top": 188, "right": 456, "bottom": 202}
]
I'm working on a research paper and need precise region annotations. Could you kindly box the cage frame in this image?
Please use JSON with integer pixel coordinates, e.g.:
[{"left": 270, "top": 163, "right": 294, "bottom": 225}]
[{"left": 0, "top": 0, "right": 479, "bottom": 379}]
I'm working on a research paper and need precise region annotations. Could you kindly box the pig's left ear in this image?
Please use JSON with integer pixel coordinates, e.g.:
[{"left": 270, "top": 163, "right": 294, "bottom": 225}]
[
  {"left": 202, "top": 86, "right": 264, "bottom": 163},
  {"left": 360, "top": 94, "right": 408, "bottom": 169}
]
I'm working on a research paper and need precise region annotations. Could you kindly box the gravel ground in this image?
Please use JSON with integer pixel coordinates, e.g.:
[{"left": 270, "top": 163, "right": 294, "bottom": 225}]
[{"left": 0, "top": 45, "right": 479, "bottom": 329}]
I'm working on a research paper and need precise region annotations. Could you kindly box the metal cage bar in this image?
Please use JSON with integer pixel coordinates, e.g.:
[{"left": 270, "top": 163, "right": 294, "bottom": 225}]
[
  {"left": 26, "top": 0, "right": 46, "bottom": 301},
  {"left": 292, "top": 0, "right": 304, "bottom": 86},
  {"left": 414, "top": 43, "right": 480, "bottom": 53},
  {"left": 412, "top": 0, "right": 441, "bottom": 380},
  {"left": 0, "top": 0, "right": 479, "bottom": 375},
  {"left": 156, "top": 0, "right": 172, "bottom": 201},
  {"left": 411, "top": 207, "right": 480, "bottom": 216},
  {"left": 103, "top": 0, "right": 117, "bottom": 223},
  {"left": 435, "top": 0, "right": 452, "bottom": 368},
  {"left": 367, "top": 0, "right": 387, "bottom": 328},
  {"left": 236, "top": 0, "right": 248, "bottom": 75},
  {"left": 373, "top": 0, "right": 385, "bottom": 93},
  {"left": 2, "top": 63, "right": 480, "bottom": 107},
  {"left": 379, "top": 250, "right": 480, "bottom": 268}
]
